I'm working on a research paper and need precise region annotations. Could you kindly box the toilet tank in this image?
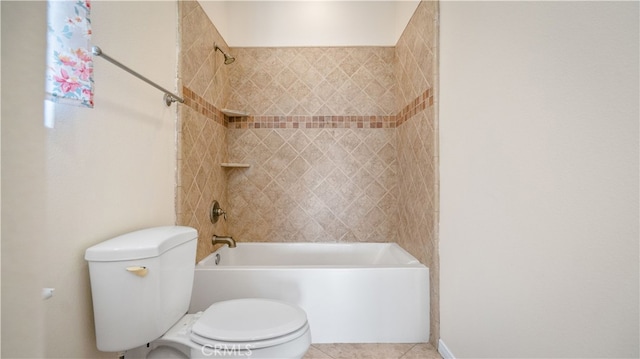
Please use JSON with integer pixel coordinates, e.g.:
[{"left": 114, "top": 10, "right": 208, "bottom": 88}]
[{"left": 85, "top": 226, "right": 198, "bottom": 352}]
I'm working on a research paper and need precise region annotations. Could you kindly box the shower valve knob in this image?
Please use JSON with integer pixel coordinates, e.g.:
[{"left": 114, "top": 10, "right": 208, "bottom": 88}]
[
  {"left": 210, "top": 200, "right": 226, "bottom": 223},
  {"left": 214, "top": 208, "right": 227, "bottom": 220}
]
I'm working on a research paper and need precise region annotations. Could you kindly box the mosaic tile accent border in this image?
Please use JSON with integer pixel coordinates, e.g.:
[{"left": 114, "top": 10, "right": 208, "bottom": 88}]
[
  {"left": 182, "top": 86, "right": 226, "bottom": 127},
  {"left": 397, "top": 88, "right": 434, "bottom": 127},
  {"left": 227, "top": 115, "right": 396, "bottom": 129},
  {"left": 182, "top": 85, "right": 433, "bottom": 129}
]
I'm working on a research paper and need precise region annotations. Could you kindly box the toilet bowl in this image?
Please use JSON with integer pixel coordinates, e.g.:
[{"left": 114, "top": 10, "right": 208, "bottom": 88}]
[
  {"left": 125, "top": 299, "right": 311, "bottom": 359},
  {"left": 85, "top": 226, "right": 311, "bottom": 359}
]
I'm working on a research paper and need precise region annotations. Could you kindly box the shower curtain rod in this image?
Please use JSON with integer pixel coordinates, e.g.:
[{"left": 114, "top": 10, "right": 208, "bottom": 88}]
[{"left": 92, "top": 46, "right": 184, "bottom": 107}]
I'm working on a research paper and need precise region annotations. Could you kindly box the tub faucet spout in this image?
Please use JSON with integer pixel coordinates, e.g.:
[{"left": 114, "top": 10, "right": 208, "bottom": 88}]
[{"left": 212, "top": 235, "right": 236, "bottom": 248}]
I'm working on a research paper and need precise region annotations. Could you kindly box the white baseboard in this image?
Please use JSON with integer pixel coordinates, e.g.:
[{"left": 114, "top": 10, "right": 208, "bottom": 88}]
[{"left": 438, "top": 339, "right": 456, "bottom": 359}]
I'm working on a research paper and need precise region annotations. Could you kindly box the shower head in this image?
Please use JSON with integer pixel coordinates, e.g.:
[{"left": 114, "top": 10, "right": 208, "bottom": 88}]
[
  {"left": 222, "top": 52, "right": 235, "bottom": 65},
  {"left": 214, "top": 44, "right": 235, "bottom": 65}
]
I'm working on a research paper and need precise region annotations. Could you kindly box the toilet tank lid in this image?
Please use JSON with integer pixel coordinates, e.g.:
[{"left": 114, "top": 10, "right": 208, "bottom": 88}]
[{"left": 85, "top": 226, "right": 197, "bottom": 262}]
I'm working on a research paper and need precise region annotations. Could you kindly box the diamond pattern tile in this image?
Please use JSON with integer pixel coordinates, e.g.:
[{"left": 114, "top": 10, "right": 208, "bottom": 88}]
[
  {"left": 176, "top": 105, "right": 229, "bottom": 261},
  {"left": 394, "top": 0, "right": 440, "bottom": 346},
  {"left": 227, "top": 128, "right": 398, "bottom": 243},
  {"left": 179, "top": 0, "right": 230, "bottom": 111},
  {"left": 178, "top": 1, "right": 235, "bottom": 261},
  {"left": 227, "top": 47, "right": 397, "bottom": 117}
]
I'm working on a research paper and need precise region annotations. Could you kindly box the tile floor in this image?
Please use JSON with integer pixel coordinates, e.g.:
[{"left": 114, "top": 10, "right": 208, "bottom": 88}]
[{"left": 303, "top": 343, "right": 442, "bottom": 359}]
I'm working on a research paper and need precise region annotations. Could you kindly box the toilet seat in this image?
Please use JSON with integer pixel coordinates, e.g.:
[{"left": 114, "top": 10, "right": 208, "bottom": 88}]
[{"left": 189, "top": 299, "right": 309, "bottom": 350}]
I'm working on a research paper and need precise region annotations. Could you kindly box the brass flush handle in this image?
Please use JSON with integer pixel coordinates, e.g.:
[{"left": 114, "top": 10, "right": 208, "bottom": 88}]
[
  {"left": 126, "top": 266, "right": 148, "bottom": 277},
  {"left": 210, "top": 200, "right": 226, "bottom": 223}
]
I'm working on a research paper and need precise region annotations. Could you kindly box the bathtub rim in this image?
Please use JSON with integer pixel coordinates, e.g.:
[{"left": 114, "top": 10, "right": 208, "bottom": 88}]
[{"left": 196, "top": 242, "right": 427, "bottom": 269}]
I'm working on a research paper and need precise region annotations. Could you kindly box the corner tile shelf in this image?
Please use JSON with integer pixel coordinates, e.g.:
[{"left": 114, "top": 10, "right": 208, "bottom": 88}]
[
  {"left": 221, "top": 109, "right": 250, "bottom": 117},
  {"left": 220, "top": 163, "right": 251, "bottom": 168}
]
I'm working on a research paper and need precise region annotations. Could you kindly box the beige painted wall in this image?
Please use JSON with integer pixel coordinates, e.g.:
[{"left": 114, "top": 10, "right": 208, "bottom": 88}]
[
  {"left": 199, "top": 0, "right": 420, "bottom": 47},
  {"left": 2, "top": 1, "right": 178, "bottom": 357},
  {"left": 439, "top": 2, "right": 639, "bottom": 357}
]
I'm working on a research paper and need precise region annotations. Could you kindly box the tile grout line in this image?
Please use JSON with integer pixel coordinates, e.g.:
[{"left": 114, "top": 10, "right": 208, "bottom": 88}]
[
  {"left": 398, "top": 343, "right": 418, "bottom": 359},
  {"left": 310, "top": 344, "right": 337, "bottom": 359}
]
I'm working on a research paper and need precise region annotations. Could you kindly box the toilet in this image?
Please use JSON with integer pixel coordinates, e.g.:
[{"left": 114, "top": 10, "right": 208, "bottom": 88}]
[{"left": 85, "top": 226, "right": 311, "bottom": 359}]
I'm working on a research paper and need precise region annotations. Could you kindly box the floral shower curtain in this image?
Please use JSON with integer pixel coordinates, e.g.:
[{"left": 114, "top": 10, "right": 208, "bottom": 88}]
[{"left": 45, "top": 0, "right": 94, "bottom": 108}]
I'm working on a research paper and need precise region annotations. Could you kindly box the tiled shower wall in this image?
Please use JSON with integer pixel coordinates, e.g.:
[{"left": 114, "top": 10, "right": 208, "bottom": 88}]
[
  {"left": 227, "top": 47, "right": 396, "bottom": 116},
  {"left": 176, "top": 0, "right": 438, "bottom": 346},
  {"left": 226, "top": 127, "right": 398, "bottom": 242},
  {"left": 225, "top": 47, "right": 399, "bottom": 243},
  {"left": 395, "top": 0, "right": 440, "bottom": 344},
  {"left": 177, "top": 0, "right": 230, "bottom": 261}
]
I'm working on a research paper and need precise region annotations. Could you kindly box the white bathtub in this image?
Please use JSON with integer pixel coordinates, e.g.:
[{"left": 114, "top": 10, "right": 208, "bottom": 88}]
[{"left": 188, "top": 242, "right": 429, "bottom": 343}]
